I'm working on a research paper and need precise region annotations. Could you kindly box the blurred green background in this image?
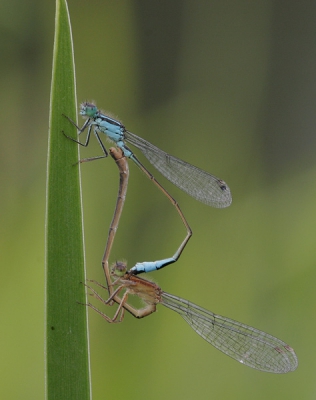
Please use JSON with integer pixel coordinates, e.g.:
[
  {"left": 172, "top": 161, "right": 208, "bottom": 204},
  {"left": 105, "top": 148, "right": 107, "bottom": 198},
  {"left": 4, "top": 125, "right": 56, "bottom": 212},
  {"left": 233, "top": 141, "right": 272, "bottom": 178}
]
[{"left": 1, "top": 0, "right": 316, "bottom": 398}]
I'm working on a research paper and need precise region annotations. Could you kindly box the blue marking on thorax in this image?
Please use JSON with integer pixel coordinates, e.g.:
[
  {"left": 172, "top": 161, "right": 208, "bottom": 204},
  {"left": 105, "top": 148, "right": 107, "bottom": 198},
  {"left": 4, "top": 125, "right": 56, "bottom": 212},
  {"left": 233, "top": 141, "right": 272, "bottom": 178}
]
[
  {"left": 96, "top": 117, "right": 124, "bottom": 139},
  {"left": 93, "top": 115, "right": 133, "bottom": 158}
]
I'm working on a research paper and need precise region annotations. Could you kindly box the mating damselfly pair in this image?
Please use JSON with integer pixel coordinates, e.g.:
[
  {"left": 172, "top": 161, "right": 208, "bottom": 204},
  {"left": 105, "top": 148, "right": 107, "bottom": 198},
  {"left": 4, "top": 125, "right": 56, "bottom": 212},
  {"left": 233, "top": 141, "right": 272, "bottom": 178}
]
[{"left": 64, "top": 103, "right": 298, "bottom": 373}]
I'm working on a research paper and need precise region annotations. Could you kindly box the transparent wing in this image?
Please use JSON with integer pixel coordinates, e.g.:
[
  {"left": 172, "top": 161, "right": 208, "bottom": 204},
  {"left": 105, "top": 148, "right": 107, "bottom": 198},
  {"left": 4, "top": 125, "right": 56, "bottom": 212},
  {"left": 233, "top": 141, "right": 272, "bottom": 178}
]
[
  {"left": 161, "top": 292, "right": 298, "bottom": 373},
  {"left": 125, "top": 131, "right": 232, "bottom": 208}
]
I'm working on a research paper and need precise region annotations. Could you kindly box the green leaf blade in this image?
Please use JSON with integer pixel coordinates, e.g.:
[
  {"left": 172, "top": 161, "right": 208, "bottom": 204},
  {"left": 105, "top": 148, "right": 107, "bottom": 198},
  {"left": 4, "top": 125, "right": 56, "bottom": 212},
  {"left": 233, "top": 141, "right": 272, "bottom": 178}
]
[{"left": 46, "top": 0, "right": 91, "bottom": 399}]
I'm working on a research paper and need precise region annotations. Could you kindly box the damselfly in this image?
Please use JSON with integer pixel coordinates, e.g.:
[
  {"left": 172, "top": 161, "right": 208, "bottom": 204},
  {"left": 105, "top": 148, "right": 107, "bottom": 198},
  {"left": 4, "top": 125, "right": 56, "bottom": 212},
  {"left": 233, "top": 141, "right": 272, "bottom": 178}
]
[
  {"left": 64, "top": 105, "right": 192, "bottom": 266},
  {"left": 63, "top": 102, "right": 232, "bottom": 208},
  {"left": 86, "top": 262, "right": 298, "bottom": 374}
]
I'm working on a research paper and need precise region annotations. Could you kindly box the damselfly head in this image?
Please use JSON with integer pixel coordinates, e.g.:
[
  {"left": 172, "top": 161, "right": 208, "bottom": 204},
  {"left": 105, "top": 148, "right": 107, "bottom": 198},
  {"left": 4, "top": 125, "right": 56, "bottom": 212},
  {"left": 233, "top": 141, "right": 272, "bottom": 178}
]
[
  {"left": 80, "top": 102, "right": 98, "bottom": 118},
  {"left": 111, "top": 261, "right": 127, "bottom": 277}
]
